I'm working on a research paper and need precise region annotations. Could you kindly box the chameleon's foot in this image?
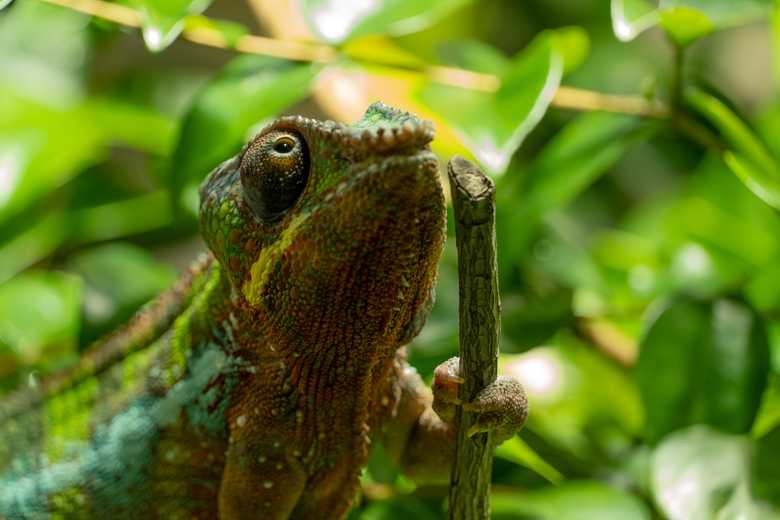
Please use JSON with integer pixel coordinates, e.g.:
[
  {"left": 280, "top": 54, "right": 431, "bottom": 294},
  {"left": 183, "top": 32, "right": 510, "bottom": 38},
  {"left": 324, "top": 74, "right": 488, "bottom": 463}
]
[{"left": 431, "top": 356, "right": 528, "bottom": 443}]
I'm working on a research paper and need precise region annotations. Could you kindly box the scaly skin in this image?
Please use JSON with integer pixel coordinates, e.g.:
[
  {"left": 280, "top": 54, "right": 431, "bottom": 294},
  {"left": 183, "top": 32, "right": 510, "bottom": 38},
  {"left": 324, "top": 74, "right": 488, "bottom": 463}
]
[{"left": 0, "top": 103, "right": 527, "bottom": 519}]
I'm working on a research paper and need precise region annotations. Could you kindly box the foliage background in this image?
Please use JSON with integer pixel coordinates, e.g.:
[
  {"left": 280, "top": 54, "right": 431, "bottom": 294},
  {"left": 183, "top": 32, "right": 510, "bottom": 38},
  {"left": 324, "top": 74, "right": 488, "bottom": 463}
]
[{"left": 1, "top": 0, "right": 780, "bottom": 518}]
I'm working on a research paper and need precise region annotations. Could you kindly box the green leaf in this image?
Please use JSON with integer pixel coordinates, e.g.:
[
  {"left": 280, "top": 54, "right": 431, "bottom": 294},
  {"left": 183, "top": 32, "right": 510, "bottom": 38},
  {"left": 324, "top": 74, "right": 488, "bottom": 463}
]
[
  {"left": 0, "top": 271, "right": 82, "bottom": 367},
  {"left": 611, "top": 0, "right": 771, "bottom": 44},
  {"left": 419, "top": 31, "right": 564, "bottom": 174},
  {"left": 496, "top": 112, "right": 647, "bottom": 265},
  {"left": 502, "top": 333, "right": 642, "bottom": 462},
  {"left": 300, "top": 0, "right": 470, "bottom": 43},
  {"left": 492, "top": 481, "right": 651, "bottom": 520},
  {"left": 637, "top": 297, "right": 770, "bottom": 442},
  {"left": 611, "top": 0, "right": 660, "bottom": 42},
  {"left": 169, "top": 56, "right": 320, "bottom": 216},
  {"left": 0, "top": 212, "right": 70, "bottom": 285},
  {"left": 495, "top": 436, "right": 564, "bottom": 484},
  {"left": 71, "top": 191, "right": 173, "bottom": 242},
  {"left": 183, "top": 15, "right": 249, "bottom": 48},
  {"left": 752, "top": 424, "right": 780, "bottom": 507},
  {"left": 659, "top": 7, "right": 714, "bottom": 46},
  {"left": 129, "top": 0, "right": 212, "bottom": 52},
  {"left": 652, "top": 426, "right": 776, "bottom": 520},
  {"left": 686, "top": 88, "right": 780, "bottom": 209},
  {"left": 0, "top": 92, "right": 105, "bottom": 225},
  {"left": 637, "top": 298, "right": 710, "bottom": 443},
  {"left": 66, "top": 243, "right": 176, "bottom": 345},
  {"left": 703, "top": 299, "right": 770, "bottom": 433}
]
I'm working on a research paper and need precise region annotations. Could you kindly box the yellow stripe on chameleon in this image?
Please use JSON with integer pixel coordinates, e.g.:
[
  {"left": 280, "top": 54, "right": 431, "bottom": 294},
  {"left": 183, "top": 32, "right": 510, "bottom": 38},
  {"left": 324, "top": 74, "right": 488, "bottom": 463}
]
[{"left": 243, "top": 213, "right": 307, "bottom": 305}]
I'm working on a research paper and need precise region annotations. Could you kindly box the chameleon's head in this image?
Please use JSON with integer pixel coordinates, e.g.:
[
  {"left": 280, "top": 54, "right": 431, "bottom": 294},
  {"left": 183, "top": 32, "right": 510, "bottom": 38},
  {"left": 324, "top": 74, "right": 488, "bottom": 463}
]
[{"left": 200, "top": 102, "right": 445, "bottom": 352}]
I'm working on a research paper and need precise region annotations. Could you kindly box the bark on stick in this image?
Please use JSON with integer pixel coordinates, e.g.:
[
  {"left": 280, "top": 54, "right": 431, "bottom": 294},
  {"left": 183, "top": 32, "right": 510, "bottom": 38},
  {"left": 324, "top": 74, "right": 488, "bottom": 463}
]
[{"left": 446, "top": 156, "right": 500, "bottom": 520}]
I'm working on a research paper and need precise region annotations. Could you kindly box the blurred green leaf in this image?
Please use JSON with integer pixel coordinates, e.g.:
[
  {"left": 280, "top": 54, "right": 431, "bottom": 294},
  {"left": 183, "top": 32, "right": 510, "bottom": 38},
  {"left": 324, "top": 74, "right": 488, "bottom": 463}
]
[
  {"left": 659, "top": 7, "right": 714, "bottom": 46},
  {"left": 497, "top": 112, "right": 647, "bottom": 266},
  {"left": 0, "top": 92, "right": 105, "bottom": 225},
  {"left": 638, "top": 297, "right": 770, "bottom": 442},
  {"left": 611, "top": 0, "right": 660, "bottom": 42},
  {"left": 638, "top": 298, "right": 710, "bottom": 443},
  {"left": 420, "top": 30, "right": 569, "bottom": 174},
  {"left": 66, "top": 243, "right": 176, "bottom": 345},
  {"left": 612, "top": 0, "right": 771, "bottom": 44},
  {"left": 753, "top": 424, "right": 780, "bottom": 508},
  {"left": 492, "top": 481, "right": 651, "bottom": 520},
  {"left": 437, "top": 39, "right": 510, "bottom": 75},
  {"left": 0, "top": 271, "right": 82, "bottom": 368},
  {"left": 502, "top": 333, "right": 642, "bottom": 463},
  {"left": 0, "top": 0, "right": 89, "bottom": 104},
  {"left": 129, "top": 0, "right": 211, "bottom": 52},
  {"left": 704, "top": 299, "right": 770, "bottom": 433},
  {"left": 169, "top": 56, "right": 320, "bottom": 217},
  {"left": 300, "top": 0, "right": 470, "bottom": 43},
  {"left": 0, "top": 212, "right": 69, "bottom": 285},
  {"left": 652, "top": 426, "right": 776, "bottom": 520},
  {"left": 183, "top": 15, "right": 248, "bottom": 48},
  {"left": 686, "top": 88, "right": 780, "bottom": 210},
  {"left": 495, "top": 436, "right": 564, "bottom": 484},
  {"left": 72, "top": 191, "right": 173, "bottom": 242}
]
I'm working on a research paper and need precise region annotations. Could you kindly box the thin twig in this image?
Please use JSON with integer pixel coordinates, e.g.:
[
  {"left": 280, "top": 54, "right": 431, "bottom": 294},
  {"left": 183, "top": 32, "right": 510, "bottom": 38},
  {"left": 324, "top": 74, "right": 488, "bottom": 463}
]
[{"left": 36, "top": 0, "right": 668, "bottom": 118}]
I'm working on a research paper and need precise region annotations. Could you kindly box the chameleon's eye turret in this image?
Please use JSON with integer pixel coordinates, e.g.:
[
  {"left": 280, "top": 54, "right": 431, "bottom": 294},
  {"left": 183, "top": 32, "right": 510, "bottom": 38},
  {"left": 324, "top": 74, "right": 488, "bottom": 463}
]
[{"left": 240, "top": 130, "right": 309, "bottom": 222}]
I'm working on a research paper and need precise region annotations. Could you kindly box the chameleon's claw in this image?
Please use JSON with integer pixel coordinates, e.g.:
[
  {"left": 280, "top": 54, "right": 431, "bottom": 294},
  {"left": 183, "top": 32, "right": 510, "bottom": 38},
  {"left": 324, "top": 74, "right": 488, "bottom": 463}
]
[{"left": 432, "top": 357, "right": 529, "bottom": 443}]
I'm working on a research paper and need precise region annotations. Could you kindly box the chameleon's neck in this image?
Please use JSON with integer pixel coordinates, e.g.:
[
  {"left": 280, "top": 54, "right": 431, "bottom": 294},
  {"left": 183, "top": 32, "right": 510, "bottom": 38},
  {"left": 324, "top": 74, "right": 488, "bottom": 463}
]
[{"left": 209, "top": 261, "right": 399, "bottom": 470}]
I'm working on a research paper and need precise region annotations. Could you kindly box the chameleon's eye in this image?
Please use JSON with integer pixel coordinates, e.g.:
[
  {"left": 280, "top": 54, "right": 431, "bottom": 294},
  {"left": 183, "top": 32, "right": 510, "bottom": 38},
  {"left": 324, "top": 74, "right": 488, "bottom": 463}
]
[{"left": 240, "top": 130, "right": 309, "bottom": 222}]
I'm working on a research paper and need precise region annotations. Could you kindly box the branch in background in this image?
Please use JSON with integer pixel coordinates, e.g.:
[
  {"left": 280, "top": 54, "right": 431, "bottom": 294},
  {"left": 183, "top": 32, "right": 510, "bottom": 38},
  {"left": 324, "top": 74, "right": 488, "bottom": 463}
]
[
  {"left": 447, "top": 156, "right": 501, "bottom": 520},
  {"left": 36, "top": 0, "right": 667, "bottom": 118},
  {"left": 576, "top": 317, "right": 638, "bottom": 368}
]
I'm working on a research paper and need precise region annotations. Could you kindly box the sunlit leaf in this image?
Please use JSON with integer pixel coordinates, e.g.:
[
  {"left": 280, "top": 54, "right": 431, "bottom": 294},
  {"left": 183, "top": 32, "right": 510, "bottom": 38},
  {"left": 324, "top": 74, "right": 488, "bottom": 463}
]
[
  {"left": 437, "top": 39, "right": 510, "bottom": 75},
  {"left": 0, "top": 92, "right": 105, "bottom": 225},
  {"left": 300, "top": 0, "right": 470, "bottom": 43},
  {"left": 342, "top": 34, "right": 425, "bottom": 69},
  {"left": 0, "top": 271, "right": 82, "bottom": 367},
  {"left": 492, "top": 481, "right": 651, "bottom": 520},
  {"left": 419, "top": 31, "right": 564, "bottom": 174},
  {"left": 183, "top": 15, "right": 249, "bottom": 48},
  {"left": 610, "top": 0, "right": 660, "bottom": 42},
  {"left": 611, "top": 0, "right": 770, "bottom": 44},
  {"left": 130, "top": 0, "right": 212, "bottom": 52},
  {"left": 0, "top": 0, "right": 14, "bottom": 10},
  {"left": 686, "top": 88, "right": 780, "bottom": 210},
  {"left": 659, "top": 7, "right": 714, "bottom": 46},
  {"left": 169, "top": 56, "right": 320, "bottom": 216},
  {"left": 652, "top": 426, "right": 776, "bottom": 520}
]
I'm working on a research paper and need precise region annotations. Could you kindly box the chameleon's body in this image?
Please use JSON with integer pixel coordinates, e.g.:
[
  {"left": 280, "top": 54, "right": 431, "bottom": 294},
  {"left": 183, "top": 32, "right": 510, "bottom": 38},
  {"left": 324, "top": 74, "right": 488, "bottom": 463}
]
[{"left": 0, "top": 103, "right": 527, "bottom": 519}]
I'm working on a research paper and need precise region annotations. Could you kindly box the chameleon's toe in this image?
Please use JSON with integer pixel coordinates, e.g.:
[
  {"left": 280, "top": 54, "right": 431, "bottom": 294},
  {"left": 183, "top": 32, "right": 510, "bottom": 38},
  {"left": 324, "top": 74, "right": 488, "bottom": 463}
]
[
  {"left": 463, "top": 376, "right": 528, "bottom": 442},
  {"left": 431, "top": 356, "right": 463, "bottom": 423}
]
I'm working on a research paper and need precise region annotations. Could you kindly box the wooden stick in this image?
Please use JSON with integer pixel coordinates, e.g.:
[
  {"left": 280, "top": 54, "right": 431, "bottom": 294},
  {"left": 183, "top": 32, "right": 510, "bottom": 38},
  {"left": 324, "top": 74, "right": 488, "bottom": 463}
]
[{"left": 447, "top": 156, "right": 501, "bottom": 520}]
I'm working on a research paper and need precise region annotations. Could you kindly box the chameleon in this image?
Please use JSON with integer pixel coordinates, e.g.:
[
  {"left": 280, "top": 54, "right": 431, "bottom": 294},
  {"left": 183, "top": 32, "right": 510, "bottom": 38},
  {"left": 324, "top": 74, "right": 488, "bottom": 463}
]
[{"left": 0, "top": 102, "right": 528, "bottom": 519}]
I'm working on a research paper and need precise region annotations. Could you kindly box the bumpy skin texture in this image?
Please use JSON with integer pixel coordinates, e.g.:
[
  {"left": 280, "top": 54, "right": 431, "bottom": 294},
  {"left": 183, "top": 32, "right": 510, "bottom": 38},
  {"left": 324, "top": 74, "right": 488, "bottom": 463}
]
[{"left": 0, "top": 103, "right": 527, "bottom": 519}]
